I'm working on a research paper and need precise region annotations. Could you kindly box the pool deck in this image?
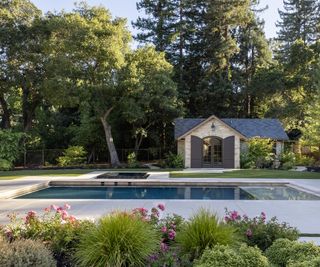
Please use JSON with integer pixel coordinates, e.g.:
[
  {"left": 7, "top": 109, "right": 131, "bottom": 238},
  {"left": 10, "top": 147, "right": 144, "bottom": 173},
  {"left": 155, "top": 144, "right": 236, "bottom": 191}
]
[{"left": 1, "top": 171, "right": 320, "bottom": 243}]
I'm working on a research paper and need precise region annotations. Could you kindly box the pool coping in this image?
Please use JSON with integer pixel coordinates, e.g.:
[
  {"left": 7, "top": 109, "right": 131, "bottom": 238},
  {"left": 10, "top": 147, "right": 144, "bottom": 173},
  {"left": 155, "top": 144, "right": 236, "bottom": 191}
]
[{"left": 0, "top": 181, "right": 49, "bottom": 199}]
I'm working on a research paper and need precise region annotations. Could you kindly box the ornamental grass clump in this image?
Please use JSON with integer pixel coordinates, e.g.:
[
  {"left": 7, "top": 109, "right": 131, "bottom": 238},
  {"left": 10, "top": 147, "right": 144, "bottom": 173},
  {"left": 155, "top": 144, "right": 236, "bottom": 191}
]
[
  {"left": 176, "top": 209, "right": 237, "bottom": 261},
  {"left": 194, "top": 244, "right": 268, "bottom": 267},
  {"left": 74, "top": 211, "right": 160, "bottom": 267}
]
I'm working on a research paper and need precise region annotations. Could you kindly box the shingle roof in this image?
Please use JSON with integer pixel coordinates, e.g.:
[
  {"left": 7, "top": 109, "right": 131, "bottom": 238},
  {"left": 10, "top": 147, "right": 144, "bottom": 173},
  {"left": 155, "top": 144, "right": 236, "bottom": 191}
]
[
  {"left": 174, "top": 117, "right": 289, "bottom": 140},
  {"left": 221, "top": 119, "right": 289, "bottom": 140},
  {"left": 174, "top": 118, "right": 205, "bottom": 139}
]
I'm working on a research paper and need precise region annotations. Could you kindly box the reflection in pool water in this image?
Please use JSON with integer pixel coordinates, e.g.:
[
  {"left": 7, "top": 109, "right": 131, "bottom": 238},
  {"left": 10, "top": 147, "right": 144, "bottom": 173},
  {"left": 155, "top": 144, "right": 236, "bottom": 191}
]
[{"left": 16, "top": 186, "right": 320, "bottom": 200}]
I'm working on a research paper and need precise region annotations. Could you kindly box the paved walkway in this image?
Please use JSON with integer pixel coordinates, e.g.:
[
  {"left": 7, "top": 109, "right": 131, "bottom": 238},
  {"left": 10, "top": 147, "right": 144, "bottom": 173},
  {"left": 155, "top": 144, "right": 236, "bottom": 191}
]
[{"left": 0, "top": 171, "right": 320, "bottom": 242}]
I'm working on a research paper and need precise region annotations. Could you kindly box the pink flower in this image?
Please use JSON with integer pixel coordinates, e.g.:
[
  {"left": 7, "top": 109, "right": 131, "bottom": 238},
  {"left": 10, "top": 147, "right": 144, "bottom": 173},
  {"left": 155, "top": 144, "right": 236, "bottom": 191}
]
[
  {"left": 157, "top": 203, "right": 165, "bottom": 211},
  {"left": 25, "top": 211, "right": 37, "bottom": 224},
  {"left": 4, "top": 228, "right": 13, "bottom": 239},
  {"left": 132, "top": 207, "right": 148, "bottom": 217},
  {"left": 161, "top": 226, "right": 167, "bottom": 233},
  {"left": 27, "top": 211, "right": 37, "bottom": 217},
  {"left": 230, "top": 211, "right": 240, "bottom": 221},
  {"left": 44, "top": 207, "right": 50, "bottom": 212},
  {"left": 64, "top": 204, "right": 71, "bottom": 210},
  {"left": 246, "top": 228, "right": 253, "bottom": 237},
  {"left": 168, "top": 229, "right": 176, "bottom": 240},
  {"left": 51, "top": 205, "right": 58, "bottom": 211},
  {"left": 261, "top": 212, "right": 266, "bottom": 221},
  {"left": 160, "top": 242, "right": 169, "bottom": 252},
  {"left": 170, "top": 223, "right": 176, "bottom": 230},
  {"left": 61, "top": 210, "right": 69, "bottom": 220},
  {"left": 57, "top": 207, "right": 63, "bottom": 212},
  {"left": 69, "top": 215, "right": 77, "bottom": 223}
]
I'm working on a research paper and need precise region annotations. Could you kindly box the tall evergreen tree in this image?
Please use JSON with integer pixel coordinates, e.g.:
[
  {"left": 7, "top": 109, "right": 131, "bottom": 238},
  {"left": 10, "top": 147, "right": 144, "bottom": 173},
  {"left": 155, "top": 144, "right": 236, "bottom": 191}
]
[
  {"left": 276, "top": 0, "right": 319, "bottom": 61},
  {"left": 134, "top": 0, "right": 261, "bottom": 117},
  {"left": 231, "top": 0, "right": 272, "bottom": 117},
  {"left": 133, "top": 0, "right": 187, "bottom": 101},
  {"left": 273, "top": 0, "right": 320, "bottom": 129}
]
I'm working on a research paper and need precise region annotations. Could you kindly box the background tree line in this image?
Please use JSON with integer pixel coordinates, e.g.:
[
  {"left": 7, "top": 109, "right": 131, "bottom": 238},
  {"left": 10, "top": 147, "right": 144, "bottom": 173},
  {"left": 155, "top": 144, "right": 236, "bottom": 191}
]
[
  {"left": 134, "top": 0, "right": 320, "bottom": 124},
  {"left": 0, "top": 0, "right": 320, "bottom": 167}
]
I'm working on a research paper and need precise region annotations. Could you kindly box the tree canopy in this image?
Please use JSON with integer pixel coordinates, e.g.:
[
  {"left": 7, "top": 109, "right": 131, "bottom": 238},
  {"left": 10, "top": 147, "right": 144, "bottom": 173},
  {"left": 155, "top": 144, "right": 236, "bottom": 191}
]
[{"left": 0, "top": 0, "right": 320, "bottom": 166}]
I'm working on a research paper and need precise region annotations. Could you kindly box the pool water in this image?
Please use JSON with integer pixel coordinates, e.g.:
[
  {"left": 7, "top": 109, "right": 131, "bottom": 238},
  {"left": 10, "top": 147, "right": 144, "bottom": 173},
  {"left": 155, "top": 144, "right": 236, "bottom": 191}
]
[{"left": 16, "top": 186, "right": 320, "bottom": 200}]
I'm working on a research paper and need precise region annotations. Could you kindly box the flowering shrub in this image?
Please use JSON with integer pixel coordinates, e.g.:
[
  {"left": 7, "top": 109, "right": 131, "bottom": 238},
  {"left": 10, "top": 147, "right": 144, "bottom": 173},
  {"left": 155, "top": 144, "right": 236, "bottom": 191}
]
[
  {"left": 224, "top": 209, "right": 299, "bottom": 251},
  {"left": 148, "top": 212, "right": 188, "bottom": 267},
  {"left": 1, "top": 204, "right": 94, "bottom": 267}
]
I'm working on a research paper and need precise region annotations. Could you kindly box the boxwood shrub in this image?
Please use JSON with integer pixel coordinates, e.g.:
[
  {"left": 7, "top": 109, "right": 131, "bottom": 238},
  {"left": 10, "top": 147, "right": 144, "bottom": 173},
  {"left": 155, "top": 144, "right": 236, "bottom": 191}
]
[
  {"left": 265, "top": 238, "right": 320, "bottom": 267},
  {"left": 194, "top": 244, "right": 268, "bottom": 267}
]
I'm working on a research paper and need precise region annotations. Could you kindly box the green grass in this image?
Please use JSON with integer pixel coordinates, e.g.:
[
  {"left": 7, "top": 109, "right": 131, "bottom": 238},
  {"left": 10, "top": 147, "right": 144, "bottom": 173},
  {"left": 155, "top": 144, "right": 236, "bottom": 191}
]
[
  {"left": 170, "top": 169, "right": 320, "bottom": 179},
  {"left": 0, "top": 169, "right": 94, "bottom": 180},
  {"left": 300, "top": 233, "right": 320, "bottom": 237},
  {"left": 0, "top": 168, "right": 182, "bottom": 180}
]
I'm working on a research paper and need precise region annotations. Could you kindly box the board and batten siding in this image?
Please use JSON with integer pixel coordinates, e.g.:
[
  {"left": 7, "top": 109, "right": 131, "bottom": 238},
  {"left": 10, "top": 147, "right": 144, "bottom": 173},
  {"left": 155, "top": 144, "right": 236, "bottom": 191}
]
[{"left": 183, "top": 118, "right": 241, "bottom": 168}]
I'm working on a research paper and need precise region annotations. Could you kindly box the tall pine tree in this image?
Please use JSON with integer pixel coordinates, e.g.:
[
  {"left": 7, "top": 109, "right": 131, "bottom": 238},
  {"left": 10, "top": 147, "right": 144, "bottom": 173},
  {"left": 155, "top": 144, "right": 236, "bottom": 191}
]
[
  {"left": 273, "top": 0, "right": 320, "bottom": 129},
  {"left": 276, "top": 0, "right": 319, "bottom": 61}
]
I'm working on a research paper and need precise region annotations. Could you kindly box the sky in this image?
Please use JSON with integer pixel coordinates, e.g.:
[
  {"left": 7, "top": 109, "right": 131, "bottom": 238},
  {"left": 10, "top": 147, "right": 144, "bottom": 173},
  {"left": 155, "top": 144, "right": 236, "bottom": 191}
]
[{"left": 31, "top": 0, "right": 284, "bottom": 40}]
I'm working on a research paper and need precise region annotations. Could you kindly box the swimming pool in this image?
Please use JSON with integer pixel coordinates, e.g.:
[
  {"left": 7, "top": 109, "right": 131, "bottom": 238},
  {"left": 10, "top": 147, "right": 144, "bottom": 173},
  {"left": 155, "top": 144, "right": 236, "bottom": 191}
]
[{"left": 16, "top": 185, "right": 320, "bottom": 200}]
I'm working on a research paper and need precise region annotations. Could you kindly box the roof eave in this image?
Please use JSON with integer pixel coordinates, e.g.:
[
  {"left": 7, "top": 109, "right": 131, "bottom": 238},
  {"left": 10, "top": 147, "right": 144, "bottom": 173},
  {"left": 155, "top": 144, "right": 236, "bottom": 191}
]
[{"left": 176, "top": 115, "right": 247, "bottom": 140}]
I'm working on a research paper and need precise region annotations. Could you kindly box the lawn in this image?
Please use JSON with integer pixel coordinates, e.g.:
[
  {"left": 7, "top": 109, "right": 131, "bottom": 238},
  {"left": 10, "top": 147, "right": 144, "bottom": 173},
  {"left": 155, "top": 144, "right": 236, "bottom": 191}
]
[
  {"left": 0, "top": 169, "right": 94, "bottom": 180},
  {"left": 0, "top": 168, "right": 182, "bottom": 180},
  {"left": 170, "top": 169, "right": 320, "bottom": 179}
]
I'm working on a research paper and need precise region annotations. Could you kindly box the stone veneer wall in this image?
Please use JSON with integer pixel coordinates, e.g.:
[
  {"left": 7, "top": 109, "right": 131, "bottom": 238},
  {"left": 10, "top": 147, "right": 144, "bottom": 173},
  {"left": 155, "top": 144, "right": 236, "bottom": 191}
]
[
  {"left": 177, "top": 140, "right": 185, "bottom": 164},
  {"left": 183, "top": 118, "right": 241, "bottom": 168}
]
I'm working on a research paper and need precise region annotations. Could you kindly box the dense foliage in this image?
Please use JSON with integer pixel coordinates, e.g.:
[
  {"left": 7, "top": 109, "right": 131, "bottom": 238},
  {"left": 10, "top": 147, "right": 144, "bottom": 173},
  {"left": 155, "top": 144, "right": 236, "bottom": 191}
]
[
  {"left": 57, "top": 146, "right": 87, "bottom": 167},
  {"left": 0, "top": 0, "right": 319, "bottom": 166},
  {"left": 265, "top": 238, "right": 320, "bottom": 267},
  {"left": 240, "top": 137, "right": 274, "bottom": 168},
  {"left": 0, "top": 130, "right": 24, "bottom": 169},
  {"left": 1, "top": 204, "right": 317, "bottom": 267},
  {"left": 164, "top": 152, "right": 184, "bottom": 168}
]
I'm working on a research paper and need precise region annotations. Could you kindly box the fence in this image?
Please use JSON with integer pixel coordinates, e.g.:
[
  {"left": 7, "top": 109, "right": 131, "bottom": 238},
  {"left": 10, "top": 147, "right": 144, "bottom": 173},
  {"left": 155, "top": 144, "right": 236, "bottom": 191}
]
[{"left": 15, "top": 148, "right": 165, "bottom": 167}]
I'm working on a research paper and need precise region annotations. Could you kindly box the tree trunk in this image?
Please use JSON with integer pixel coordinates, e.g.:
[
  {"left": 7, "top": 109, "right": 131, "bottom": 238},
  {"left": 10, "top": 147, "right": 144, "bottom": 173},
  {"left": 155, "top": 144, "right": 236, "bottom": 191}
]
[
  {"left": 134, "top": 134, "right": 143, "bottom": 152},
  {"left": 100, "top": 108, "right": 121, "bottom": 167},
  {"left": 0, "top": 93, "right": 11, "bottom": 129},
  {"left": 22, "top": 84, "right": 34, "bottom": 132}
]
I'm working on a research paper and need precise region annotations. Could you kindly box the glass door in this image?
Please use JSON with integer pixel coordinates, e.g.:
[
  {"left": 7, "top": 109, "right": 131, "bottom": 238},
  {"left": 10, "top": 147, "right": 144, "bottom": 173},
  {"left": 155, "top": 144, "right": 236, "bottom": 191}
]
[{"left": 202, "top": 137, "right": 223, "bottom": 167}]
